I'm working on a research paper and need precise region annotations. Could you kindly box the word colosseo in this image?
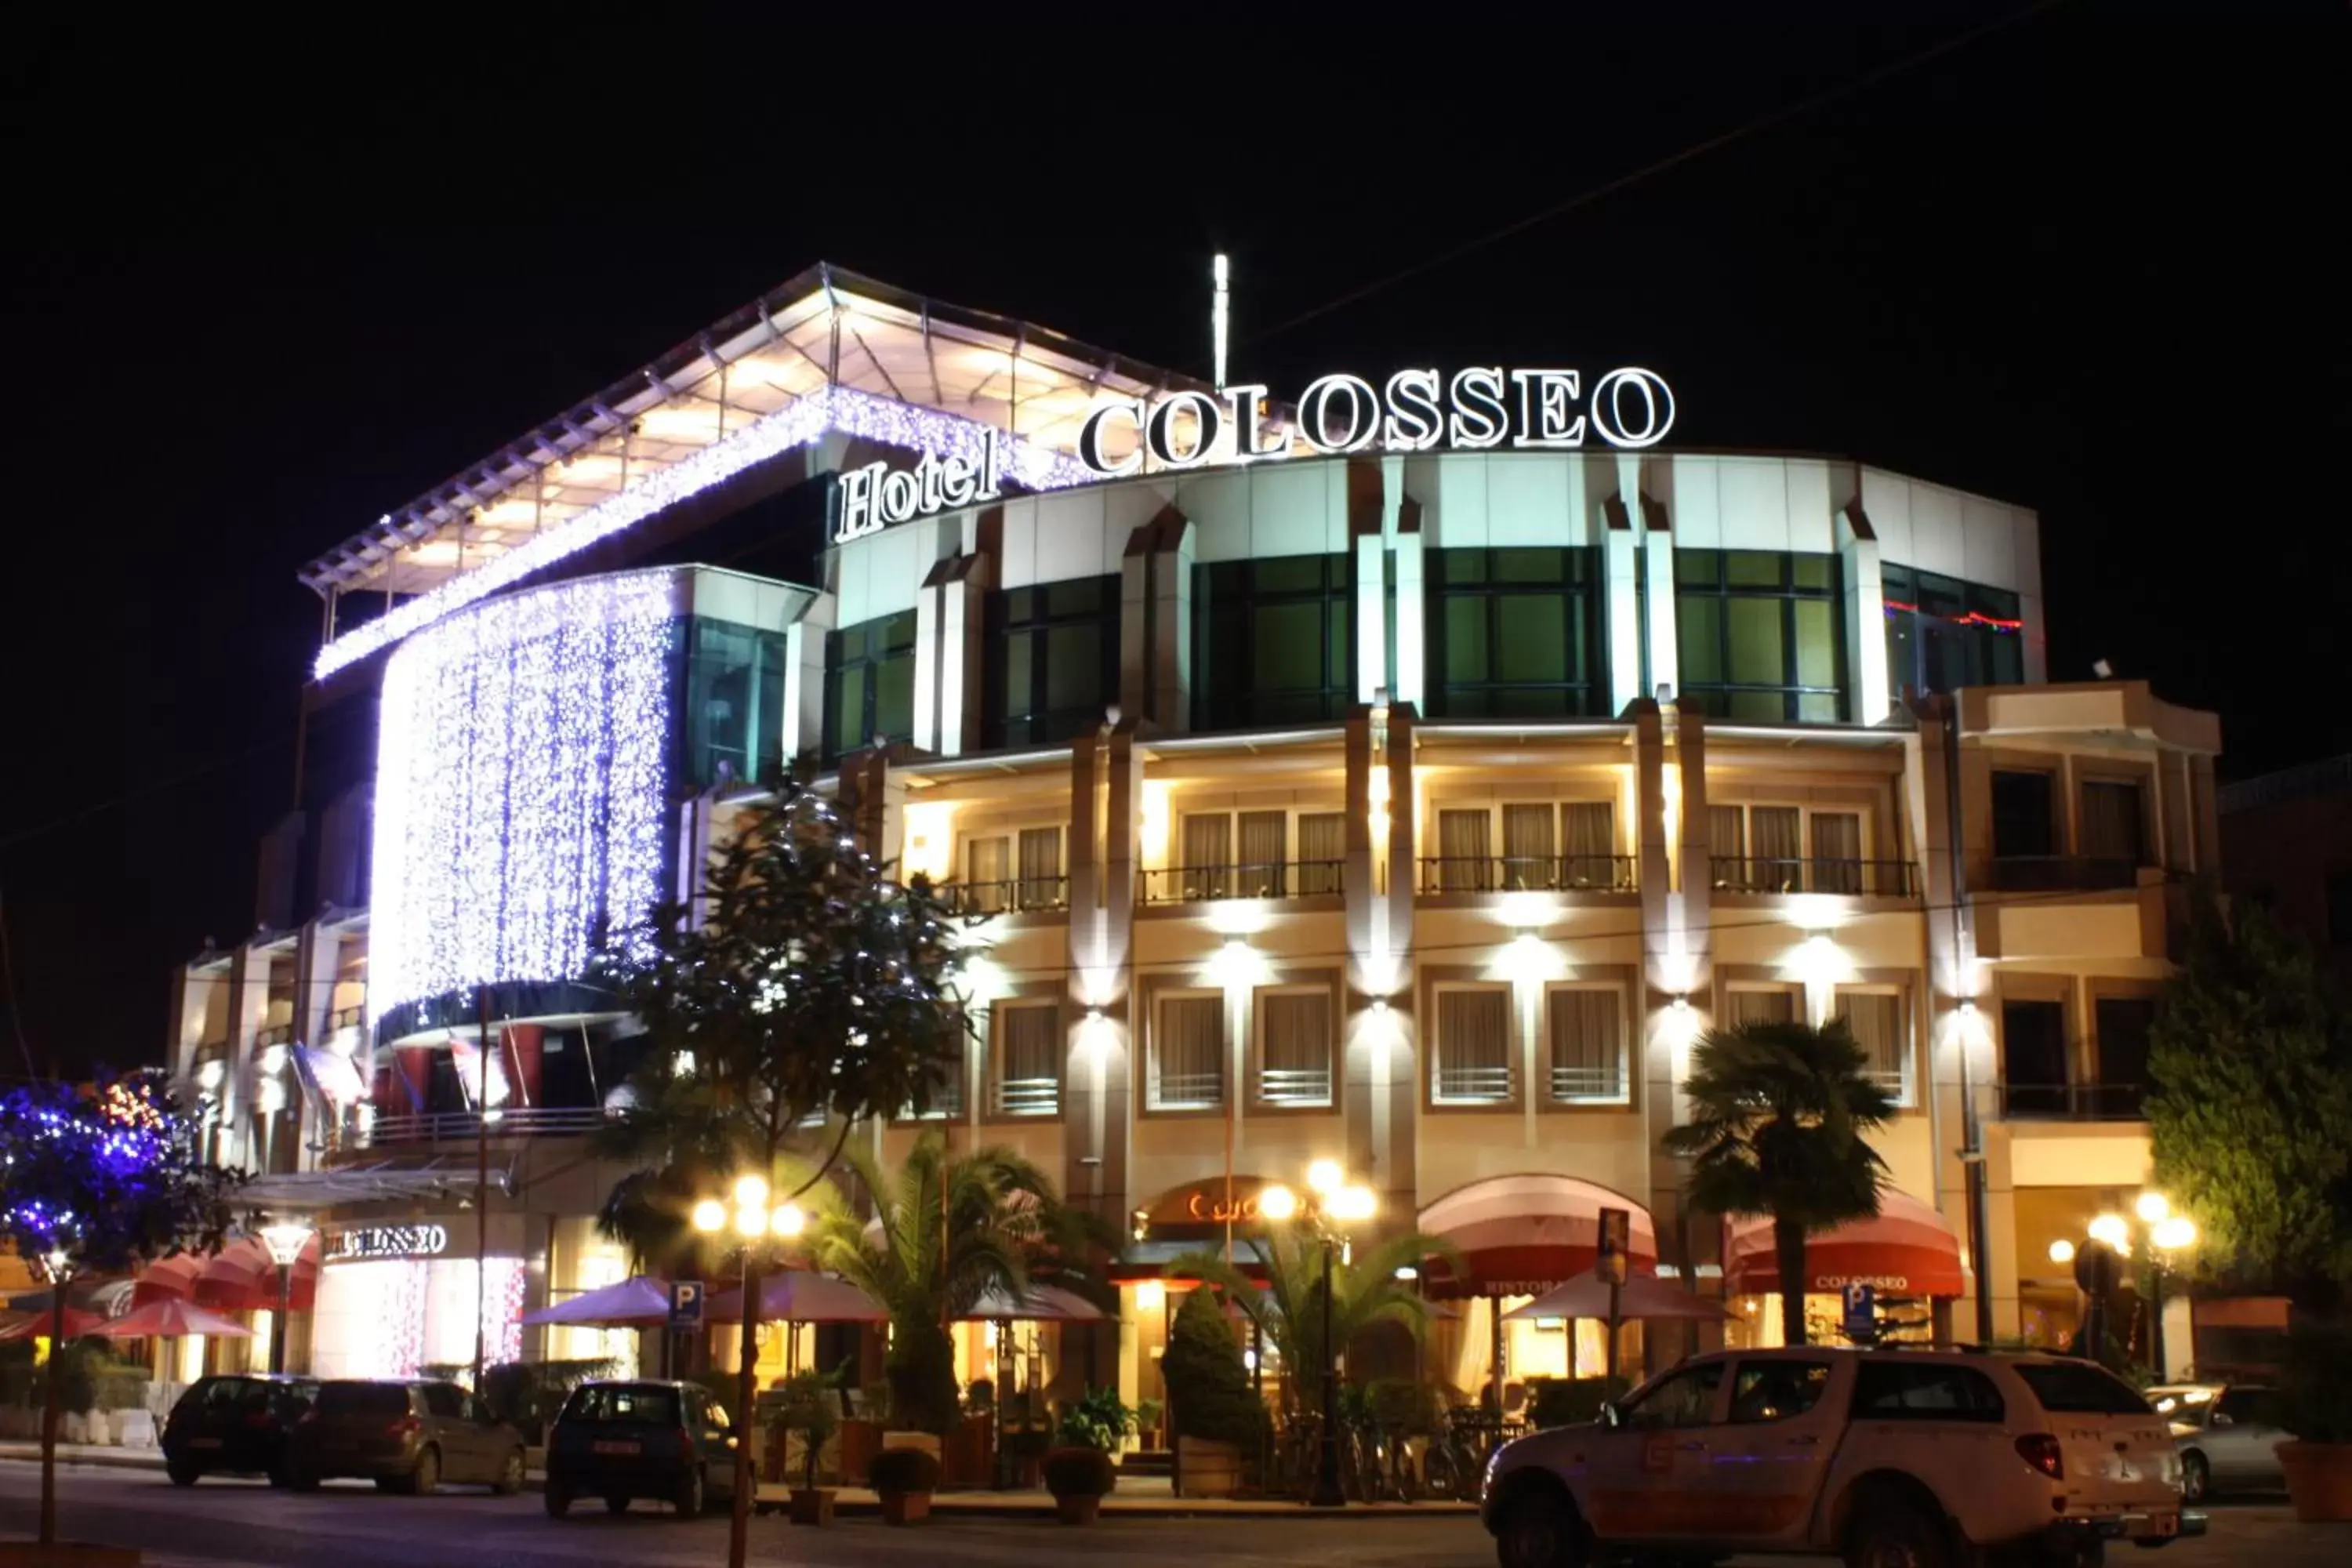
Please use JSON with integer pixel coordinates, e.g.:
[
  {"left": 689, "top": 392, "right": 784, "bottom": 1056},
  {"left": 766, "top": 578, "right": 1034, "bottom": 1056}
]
[{"left": 1076, "top": 365, "right": 1675, "bottom": 477}]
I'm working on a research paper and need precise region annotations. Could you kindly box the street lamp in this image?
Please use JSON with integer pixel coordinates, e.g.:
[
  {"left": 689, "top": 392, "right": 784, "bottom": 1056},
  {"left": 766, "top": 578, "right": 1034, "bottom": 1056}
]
[
  {"left": 692, "top": 1173, "right": 805, "bottom": 1568},
  {"left": 2071, "top": 1195, "right": 2195, "bottom": 1376},
  {"left": 258, "top": 1221, "right": 315, "bottom": 1376},
  {"left": 1258, "top": 1162, "right": 1377, "bottom": 1508}
]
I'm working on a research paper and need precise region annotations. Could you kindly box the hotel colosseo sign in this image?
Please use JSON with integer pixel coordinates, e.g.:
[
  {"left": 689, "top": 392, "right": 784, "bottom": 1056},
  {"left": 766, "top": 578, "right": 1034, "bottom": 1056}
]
[
  {"left": 829, "top": 365, "right": 1675, "bottom": 543},
  {"left": 323, "top": 1221, "right": 452, "bottom": 1265}
]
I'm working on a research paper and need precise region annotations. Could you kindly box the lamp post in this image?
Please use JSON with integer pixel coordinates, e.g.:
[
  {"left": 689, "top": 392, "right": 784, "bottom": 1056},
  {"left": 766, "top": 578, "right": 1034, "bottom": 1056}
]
[
  {"left": 1260, "top": 1158, "right": 1377, "bottom": 1509},
  {"left": 692, "top": 1174, "right": 804, "bottom": 1568},
  {"left": 2067, "top": 1196, "right": 2194, "bottom": 1376},
  {"left": 258, "top": 1221, "right": 316, "bottom": 1376},
  {"left": 38, "top": 1247, "right": 68, "bottom": 1549}
]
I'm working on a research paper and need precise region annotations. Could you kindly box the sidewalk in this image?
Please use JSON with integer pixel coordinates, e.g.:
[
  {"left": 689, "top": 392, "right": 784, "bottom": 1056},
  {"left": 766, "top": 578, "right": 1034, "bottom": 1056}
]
[{"left": 0, "top": 1440, "right": 168, "bottom": 1475}]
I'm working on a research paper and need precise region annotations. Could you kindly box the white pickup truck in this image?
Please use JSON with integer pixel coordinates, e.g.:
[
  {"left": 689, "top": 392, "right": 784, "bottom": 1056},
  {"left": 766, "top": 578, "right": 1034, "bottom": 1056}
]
[{"left": 1480, "top": 1346, "right": 2201, "bottom": 1568}]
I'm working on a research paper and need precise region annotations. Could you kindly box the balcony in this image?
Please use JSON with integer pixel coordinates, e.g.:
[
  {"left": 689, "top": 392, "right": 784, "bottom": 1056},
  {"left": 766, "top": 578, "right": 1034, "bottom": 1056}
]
[
  {"left": 1417, "top": 855, "right": 1635, "bottom": 895},
  {"left": 1992, "top": 1081, "right": 2149, "bottom": 1121},
  {"left": 1983, "top": 855, "right": 2140, "bottom": 894},
  {"left": 1708, "top": 857, "right": 1917, "bottom": 898},
  {"left": 946, "top": 876, "right": 1069, "bottom": 916},
  {"left": 359, "top": 1105, "right": 612, "bottom": 1147},
  {"left": 991, "top": 1076, "right": 1059, "bottom": 1117},
  {"left": 1139, "top": 861, "right": 1344, "bottom": 905},
  {"left": 1257, "top": 1065, "right": 1334, "bottom": 1107}
]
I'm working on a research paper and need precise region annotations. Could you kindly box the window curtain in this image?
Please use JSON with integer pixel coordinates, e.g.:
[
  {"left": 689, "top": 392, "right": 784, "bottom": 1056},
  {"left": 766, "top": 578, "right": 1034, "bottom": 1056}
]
[
  {"left": 1018, "top": 827, "right": 1062, "bottom": 909},
  {"left": 1259, "top": 991, "right": 1332, "bottom": 1105},
  {"left": 1837, "top": 991, "right": 1907, "bottom": 1097},
  {"left": 1439, "top": 809, "right": 1492, "bottom": 891},
  {"left": 1710, "top": 805, "right": 1746, "bottom": 887},
  {"left": 1238, "top": 811, "right": 1288, "bottom": 896},
  {"left": 1297, "top": 812, "right": 1345, "bottom": 895},
  {"left": 965, "top": 836, "right": 1011, "bottom": 913},
  {"left": 995, "top": 1004, "right": 1060, "bottom": 1114},
  {"left": 1155, "top": 995, "right": 1225, "bottom": 1108},
  {"left": 1811, "top": 812, "right": 1862, "bottom": 895},
  {"left": 1548, "top": 989, "right": 1621, "bottom": 1101},
  {"left": 1751, "top": 807, "right": 1802, "bottom": 891},
  {"left": 1729, "top": 988, "right": 1796, "bottom": 1026},
  {"left": 1564, "top": 802, "right": 1615, "bottom": 887},
  {"left": 2080, "top": 782, "right": 2143, "bottom": 866},
  {"left": 1436, "top": 989, "right": 1512, "bottom": 1102},
  {"left": 918, "top": 1007, "right": 966, "bottom": 1116},
  {"left": 1502, "top": 804, "right": 1556, "bottom": 888},
  {"left": 1181, "top": 814, "right": 1232, "bottom": 900}
]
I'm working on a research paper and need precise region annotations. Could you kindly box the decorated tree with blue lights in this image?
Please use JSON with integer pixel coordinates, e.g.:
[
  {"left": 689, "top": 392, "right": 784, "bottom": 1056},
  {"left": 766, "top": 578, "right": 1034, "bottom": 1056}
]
[{"left": 0, "top": 1070, "right": 245, "bottom": 1546}]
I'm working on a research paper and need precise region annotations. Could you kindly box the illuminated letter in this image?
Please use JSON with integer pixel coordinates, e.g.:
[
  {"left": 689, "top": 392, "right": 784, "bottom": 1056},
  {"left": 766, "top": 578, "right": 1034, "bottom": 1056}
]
[
  {"left": 880, "top": 469, "right": 921, "bottom": 523},
  {"left": 1146, "top": 390, "right": 1225, "bottom": 468},
  {"left": 1384, "top": 368, "right": 1443, "bottom": 451},
  {"left": 1509, "top": 369, "right": 1586, "bottom": 448},
  {"left": 1225, "top": 383, "right": 1290, "bottom": 459},
  {"left": 940, "top": 452, "right": 976, "bottom": 507},
  {"left": 1590, "top": 368, "right": 1675, "bottom": 448},
  {"left": 917, "top": 448, "right": 947, "bottom": 514},
  {"left": 835, "top": 462, "right": 885, "bottom": 542},
  {"left": 1077, "top": 400, "right": 1146, "bottom": 477},
  {"left": 1447, "top": 367, "right": 1508, "bottom": 448},
  {"left": 978, "top": 426, "right": 1007, "bottom": 502},
  {"left": 1297, "top": 372, "right": 1381, "bottom": 454}
]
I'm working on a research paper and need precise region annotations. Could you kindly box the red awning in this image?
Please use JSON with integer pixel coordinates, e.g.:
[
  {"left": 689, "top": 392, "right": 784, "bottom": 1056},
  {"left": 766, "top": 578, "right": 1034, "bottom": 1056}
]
[
  {"left": 1723, "top": 1189, "right": 1967, "bottom": 1298},
  {"left": 1416, "top": 1174, "right": 1658, "bottom": 1300},
  {"left": 188, "top": 1236, "right": 321, "bottom": 1313}
]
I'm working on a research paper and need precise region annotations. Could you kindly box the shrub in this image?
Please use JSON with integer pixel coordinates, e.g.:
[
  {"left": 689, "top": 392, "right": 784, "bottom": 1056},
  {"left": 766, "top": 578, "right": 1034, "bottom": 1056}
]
[
  {"left": 1162, "top": 1289, "right": 1270, "bottom": 1455},
  {"left": 774, "top": 1368, "right": 840, "bottom": 1490},
  {"left": 884, "top": 1319, "right": 960, "bottom": 1436},
  {"left": 868, "top": 1446, "right": 942, "bottom": 1494},
  {"left": 1042, "top": 1444, "right": 1116, "bottom": 1498},
  {"left": 2275, "top": 1321, "right": 2352, "bottom": 1445},
  {"left": 1526, "top": 1376, "right": 1631, "bottom": 1430},
  {"left": 1054, "top": 1386, "right": 1134, "bottom": 1452}
]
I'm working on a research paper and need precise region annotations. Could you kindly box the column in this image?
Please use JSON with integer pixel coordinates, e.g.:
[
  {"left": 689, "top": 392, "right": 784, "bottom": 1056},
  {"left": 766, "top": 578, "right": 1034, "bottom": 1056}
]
[
  {"left": 1838, "top": 501, "right": 1890, "bottom": 723},
  {"left": 781, "top": 594, "right": 837, "bottom": 765}
]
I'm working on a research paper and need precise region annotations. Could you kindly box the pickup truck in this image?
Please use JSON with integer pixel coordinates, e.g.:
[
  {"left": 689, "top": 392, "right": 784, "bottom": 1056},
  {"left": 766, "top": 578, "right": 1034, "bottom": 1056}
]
[{"left": 1479, "top": 1346, "right": 2201, "bottom": 1568}]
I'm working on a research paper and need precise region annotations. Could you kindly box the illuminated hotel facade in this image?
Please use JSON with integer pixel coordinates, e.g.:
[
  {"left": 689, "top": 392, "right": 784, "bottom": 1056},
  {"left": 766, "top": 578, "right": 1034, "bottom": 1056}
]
[{"left": 163, "top": 264, "right": 2222, "bottom": 1401}]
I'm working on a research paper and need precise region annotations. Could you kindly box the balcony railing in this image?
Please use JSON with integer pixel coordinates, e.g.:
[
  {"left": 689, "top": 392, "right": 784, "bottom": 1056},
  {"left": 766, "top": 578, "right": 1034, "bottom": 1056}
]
[
  {"left": 1418, "top": 855, "right": 1635, "bottom": 895},
  {"left": 329, "top": 1005, "right": 367, "bottom": 1031},
  {"left": 1993, "top": 1081, "right": 2149, "bottom": 1121},
  {"left": 360, "top": 1105, "right": 612, "bottom": 1146},
  {"left": 255, "top": 1022, "right": 297, "bottom": 1048},
  {"left": 946, "top": 876, "right": 1069, "bottom": 916},
  {"left": 1984, "top": 855, "right": 2140, "bottom": 893},
  {"left": 992, "top": 1076, "right": 1059, "bottom": 1117},
  {"left": 1709, "top": 858, "right": 1917, "bottom": 897},
  {"left": 1435, "top": 1062, "right": 1515, "bottom": 1104},
  {"left": 1547, "top": 1065, "right": 1626, "bottom": 1104},
  {"left": 1150, "top": 1070, "right": 1224, "bottom": 1109},
  {"left": 1139, "top": 862, "right": 1344, "bottom": 905},
  {"left": 1258, "top": 1065, "right": 1334, "bottom": 1107}
]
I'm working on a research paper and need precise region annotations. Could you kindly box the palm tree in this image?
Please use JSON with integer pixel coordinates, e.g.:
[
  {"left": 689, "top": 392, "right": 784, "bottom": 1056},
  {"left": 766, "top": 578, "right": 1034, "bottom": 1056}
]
[
  {"left": 1664, "top": 1016, "right": 1897, "bottom": 1345},
  {"left": 808, "top": 1130, "right": 1108, "bottom": 1434},
  {"left": 1176, "top": 1228, "right": 1454, "bottom": 1415}
]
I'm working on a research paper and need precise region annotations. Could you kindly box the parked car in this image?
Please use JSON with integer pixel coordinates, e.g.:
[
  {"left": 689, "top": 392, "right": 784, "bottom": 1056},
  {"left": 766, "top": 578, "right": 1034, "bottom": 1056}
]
[
  {"left": 543, "top": 1379, "right": 739, "bottom": 1519},
  {"left": 1481, "top": 1348, "right": 2201, "bottom": 1568},
  {"left": 287, "top": 1378, "right": 525, "bottom": 1495},
  {"left": 2148, "top": 1382, "right": 2295, "bottom": 1503},
  {"left": 160, "top": 1373, "right": 318, "bottom": 1486}
]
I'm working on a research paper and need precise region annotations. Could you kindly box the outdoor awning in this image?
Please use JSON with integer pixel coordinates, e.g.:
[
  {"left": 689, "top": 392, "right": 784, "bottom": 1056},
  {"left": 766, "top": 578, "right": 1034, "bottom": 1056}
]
[
  {"left": 191, "top": 1235, "right": 321, "bottom": 1314},
  {"left": 93, "top": 1298, "right": 253, "bottom": 1340},
  {"left": 959, "top": 1285, "right": 1105, "bottom": 1323},
  {"left": 1417, "top": 1175, "right": 1659, "bottom": 1300},
  {"left": 1502, "top": 1272, "right": 1732, "bottom": 1324},
  {"left": 0, "top": 1306, "right": 105, "bottom": 1341},
  {"left": 238, "top": 1159, "right": 510, "bottom": 1210},
  {"left": 706, "top": 1271, "right": 886, "bottom": 1325},
  {"left": 523, "top": 1276, "right": 673, "bottom": 1329},
  {"left": 1722, "top": 1189, "right": 1967, "bottom": 1298}
]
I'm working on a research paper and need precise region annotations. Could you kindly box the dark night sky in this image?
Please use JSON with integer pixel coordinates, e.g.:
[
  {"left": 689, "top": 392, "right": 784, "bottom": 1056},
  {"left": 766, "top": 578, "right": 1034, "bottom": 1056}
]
[{"left": 1, "top": 5, "right": 2343, "bottom": 1078}]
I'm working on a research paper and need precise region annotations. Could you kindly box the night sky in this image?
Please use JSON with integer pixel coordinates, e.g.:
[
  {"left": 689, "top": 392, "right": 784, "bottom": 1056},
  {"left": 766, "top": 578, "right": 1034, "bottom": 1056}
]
[{"left": 2, "top": 5, "right": 2343, "bottom": 1079}]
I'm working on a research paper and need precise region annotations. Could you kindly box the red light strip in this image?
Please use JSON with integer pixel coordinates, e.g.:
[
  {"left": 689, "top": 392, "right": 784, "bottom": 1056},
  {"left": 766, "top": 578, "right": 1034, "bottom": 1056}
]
[{"left": 1882, "top": 599, "right": 2022, "bottom": 632}]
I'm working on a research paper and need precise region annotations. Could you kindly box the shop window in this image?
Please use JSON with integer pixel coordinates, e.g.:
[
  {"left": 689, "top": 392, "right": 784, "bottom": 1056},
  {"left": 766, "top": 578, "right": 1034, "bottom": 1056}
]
[
  {"left": 681, "top": 618, "right": 788, "bottom": 789},
  {"left": 1675, "top": 549, "right": 1845, "bottom": 724},
  {"left": 1432, "top": 985, "right": 1513, "bottom": 1105},
  {"left": 1255, "top": 986, "right": 1334, "bottom": 1107},
  {"left": 1425, "top": 547, "right": 1606, "bottom": 719},
  {"left": 1881, "top": 564, "right": 2024, "bottom": 699},
  {"left": 824, "top": 610, "right": 916, "bottom": 762},
  {"left": 1150, "top": 992, "right": 1225, "bottom": 1111},
  {"left": 985, "top": 575, "right": 1120, "bottom": 748},
  {"left": 1544, "top": 985, "right": 1626, "bottom": 1104},
  {"left": 1835, "top": 986, "right": 1911, "bottom": 1103},
  {"left": 990, "top": 1000, "right": 1060, "bottom": 1117},
  {"left": 1193, "top": 555, "right": 1353, "bottom": 730},
  {"left": 1710, "top": 804, "right": 1879, "bottom": 895}
]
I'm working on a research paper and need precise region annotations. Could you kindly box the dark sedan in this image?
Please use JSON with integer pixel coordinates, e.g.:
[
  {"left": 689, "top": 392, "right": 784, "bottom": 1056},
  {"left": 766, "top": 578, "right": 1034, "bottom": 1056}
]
[
  {"left": 543, "top": 1380, "right": 739, "bottom": 1519},
  {"left": 161, "top": 1374, "right": 318, "bottom": 1486}
]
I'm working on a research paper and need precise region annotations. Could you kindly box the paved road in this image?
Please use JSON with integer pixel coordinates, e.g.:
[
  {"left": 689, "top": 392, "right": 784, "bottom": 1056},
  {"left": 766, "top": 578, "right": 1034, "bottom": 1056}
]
[{"left": 3, "top": 1461, "right": 2346, "bottom": 1566}]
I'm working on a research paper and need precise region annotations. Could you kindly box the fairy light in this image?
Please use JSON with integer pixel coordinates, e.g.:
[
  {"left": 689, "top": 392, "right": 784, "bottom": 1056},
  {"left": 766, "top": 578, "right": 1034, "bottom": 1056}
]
[
  {"left": 315, "top": 386, "right": 1097, "bottom": 681},
  {"left": 368, "top": 572, "right": 673, "bottom": 1031}
]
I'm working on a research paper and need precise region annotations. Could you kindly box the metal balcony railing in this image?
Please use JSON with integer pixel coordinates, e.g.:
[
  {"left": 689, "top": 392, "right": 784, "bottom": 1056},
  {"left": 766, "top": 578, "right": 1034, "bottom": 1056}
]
[
  {"left": 1435, "top": 1062, "right": 1515, "bottom": 1104},
  {"left": 1547, "top": 1065, "right": 1626, "bottom": 1103},
  {"left": 946, "top": 876, "right": 1069, "bottom": 915},
  {"left": 992, "top": 1076, "right": 1059, "bottom": 1117},
  {"left": 329, "top": 1005, "right": 367, "bottom": 1031},
  {"left": 255, "top": 1022, "right": 297, "bottom": 1048},
  {"left": 1993, "top": 1081, "right": 2150, "bottom": 1121},
  {"left": 1139, "top": 862, "right": 1344, "bottom": 904},
  {"left": 1417, "top": 855, "right": 1635, "bottom": 895},
  {"left": 1709, "top": 858, "right": 1918, "bottom": 897},
  {"left": 360, "top": 1105, "right": 613, "bottom": 1145},
  {"left": 1151, "top": 1070, "right": 1224, "bottom": 1109},
  {"left": 1984, "top": 856, "right": 2141, "bottom": 894},
  {"left": 1257, "top": 1065, "right": 1334, "bottom": 1107}
]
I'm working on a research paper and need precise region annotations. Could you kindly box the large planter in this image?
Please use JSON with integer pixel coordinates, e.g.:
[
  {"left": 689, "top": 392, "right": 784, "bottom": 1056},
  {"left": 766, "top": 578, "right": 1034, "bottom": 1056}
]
[
  {"left": 2277, "top": 1441, "right": 2352, "bottom": 1523},
  {"left": 0, "top": 1546, "right": 142, "bottom": 1567},
  {"left": 878, "top": 1489, "right": 932, "bottom": 1526},
  {"left": 1054, "top": 1494, "right": 1101, "bottom": 1526},
  {"left": 787, "top": 1486, "right": 837, "bottom": 1526},
  {"left": 1175, "top": 1436, "right": 1240, "bottom": 1499}
]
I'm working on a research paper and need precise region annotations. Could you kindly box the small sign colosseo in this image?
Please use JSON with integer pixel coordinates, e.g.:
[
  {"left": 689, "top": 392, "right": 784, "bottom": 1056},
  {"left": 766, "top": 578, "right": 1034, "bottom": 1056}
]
[
  {"left": 323, "top": 1221, "right": 452, "bottom": 1265},
  {"left": 827, "top": 365, "right": 1675, "bottom": 543}
]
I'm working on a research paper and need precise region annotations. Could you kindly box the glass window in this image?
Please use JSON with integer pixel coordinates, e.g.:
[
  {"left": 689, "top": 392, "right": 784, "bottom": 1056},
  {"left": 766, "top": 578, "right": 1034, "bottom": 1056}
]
[
  {"left": 1850, "top": 1362, "right": 2005, "bottom": 1422},
  {"left": 1836, "top": 989, "right": 1910, "bottom": 1100},
  {"left": 1258, "top": 989, "right": 1333, "bottom": 1106},
  {"left": 1425, "top": 548, "right": 1604, "bottom": 720},
  {"left": 318, "top": 1382, "right": 410, "bottom": 1417},
  {"left": 2093, "top": 996, "right": 2156, "bottom": 1105},
  {"left": 1622, "top": 1362, "right": 1726, "bottom": 1429},
  {"left": 992, "top": 1002, "right": 1059, "bottom": 1117},
  {"left": 422, "top": 1383, "right": 466, "bottom": 1419},
  {"left": 1547, "top": 987, "right": 1624, "bottom": 1103},
  {"left": 1675, "top": 550, "right": 1842, "bottom": 722},
  {"left": 564, "top": 1385, "right": 680, "bottom": 1425},
  {"left": 2081, "top": 781, "right": 2145, "bottom": 866},
  {"left": 1195, "top": 556, "right": 1353, "bottom": 730},
  {"left": 1434, "top": 987, "right": 1513, "bottom": 1104},
  {"left": 1152, "top": 994, "right": 1225, "bottom": 1110},
  {"left": 1991, "top": 770, "right": 2056, "bottom": 860},
  {"left": 2013, "top": 1362, "right": 2151, "bottom": 1416},
  {"left": 682, "top": 618, "right": 788, "bottom": 789},
  {"left": 1882, "top": 568, "right": 2027, "bottom": 699},
  {"left": 825, "top": 611, "right": 916, "bottom": 761},
  {"left": 987, "top": 575, "right": 1119, "bottom": 749},
  {"left": 1297, "top": 813, "right": 1346, "bottom": 895},
  {"left": 1730, "top": 1359, "right": 1833, "bottom": 1423}
]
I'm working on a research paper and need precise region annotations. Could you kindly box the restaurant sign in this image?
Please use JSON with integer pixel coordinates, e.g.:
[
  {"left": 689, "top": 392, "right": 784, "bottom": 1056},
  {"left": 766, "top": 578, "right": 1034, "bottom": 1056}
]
[{"left": 324, "top": 1222, "right": 452, "bottom": 1265}]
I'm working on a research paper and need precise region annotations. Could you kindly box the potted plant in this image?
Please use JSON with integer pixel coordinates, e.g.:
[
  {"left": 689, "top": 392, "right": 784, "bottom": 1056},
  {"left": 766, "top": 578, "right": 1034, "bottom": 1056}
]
[
  {"left": 1043, "top": 1444, "right": 1116, "bottom": 1525},
  {"left": 774, "top": 1369, "right": 838, "bottom": 1526},
  {"left": 868, "top": 1445, "right": 940, "bottom": 1526},
  {"left": 2274, "top": 1322, "right": 2352, "bottom": 1522},
  {"left": 1054, "top": 1386, "right": 1135, "bottom": 1454},
  {"left": 1161, "top": 1289, "right": 1267, "bottom": 1498},
  {"left": 1134, "top": 1396, "right": 1165, "bottom": 1450}
]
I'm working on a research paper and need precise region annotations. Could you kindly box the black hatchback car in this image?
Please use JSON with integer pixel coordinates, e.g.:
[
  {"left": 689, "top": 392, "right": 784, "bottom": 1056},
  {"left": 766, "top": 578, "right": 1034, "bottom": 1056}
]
[
  {"left": 162, "top": 1374, "right": 319, "bottom": 1486},
  {"left": 543, "top": 1380, "right": 739, "bottom": 1519}
]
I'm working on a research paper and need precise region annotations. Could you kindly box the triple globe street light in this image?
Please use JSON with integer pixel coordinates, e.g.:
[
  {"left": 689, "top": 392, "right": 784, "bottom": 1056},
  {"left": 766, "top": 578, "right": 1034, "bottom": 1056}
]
[
  {"left": 1257, "top": 1159, "right": 1377, "bottom": 1509},
  {"left": 691, "top": 1174, "right": 805, "bottom": 1568},
  {"left": 2047, "top": 1191, "right": 2196, "bottom": 1374}
]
